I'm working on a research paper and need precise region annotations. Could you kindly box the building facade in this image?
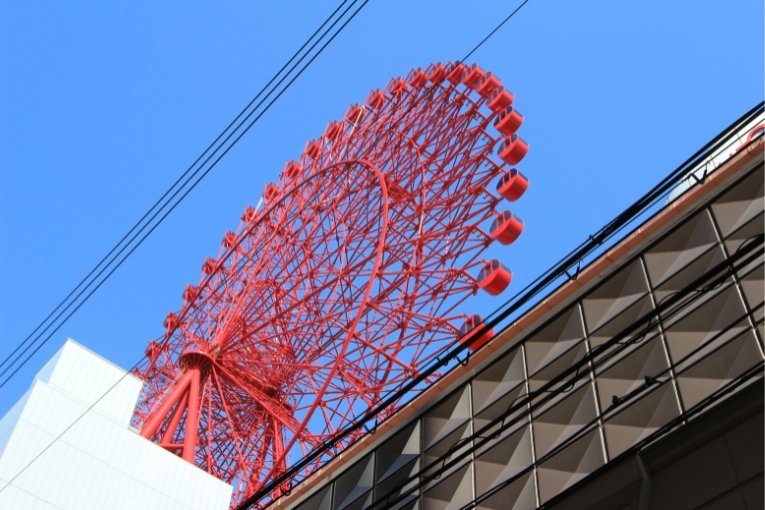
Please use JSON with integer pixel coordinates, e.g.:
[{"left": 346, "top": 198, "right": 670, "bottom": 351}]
[{"left": 0, "top": 339, "right": 233, "bottom": 509}]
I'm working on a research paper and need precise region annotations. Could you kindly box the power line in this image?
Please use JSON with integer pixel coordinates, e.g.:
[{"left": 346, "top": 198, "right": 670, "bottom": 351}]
[
  {"left": 460, "top": 0, "right": 530, "bottom": 62},
  {"left": 0, "top": 0, "right": 369, "bottom": 390}
]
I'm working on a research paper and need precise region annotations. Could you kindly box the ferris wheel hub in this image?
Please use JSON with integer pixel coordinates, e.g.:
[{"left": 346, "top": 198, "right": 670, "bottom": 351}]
[{"left": 179, "top": 349, "right": 215, "bottom": 372}]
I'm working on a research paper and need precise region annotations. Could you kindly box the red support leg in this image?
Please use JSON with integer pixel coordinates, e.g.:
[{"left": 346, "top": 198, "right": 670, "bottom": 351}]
[
  {"left": 160, "top": 391, "right": 189, "bottom": 448},
  {"left": 140, "top": 370, "right": 193, "bottom": 439},
  {"left": 182, "top": 365, "right": 202, "bottom": 463}
]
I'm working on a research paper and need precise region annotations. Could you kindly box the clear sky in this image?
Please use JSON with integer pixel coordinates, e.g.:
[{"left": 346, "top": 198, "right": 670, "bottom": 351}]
[{"left": 1, "top": 1, "right": 762, "bottom": 417}]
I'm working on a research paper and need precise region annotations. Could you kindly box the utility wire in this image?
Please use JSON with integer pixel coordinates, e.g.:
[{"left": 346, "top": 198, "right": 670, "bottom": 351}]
[
  {"left": 461, "top": 0, "right": 530, "bottom": 62},
  {"left": 0, "top": 0, "right": 369, "bottom": 390}
]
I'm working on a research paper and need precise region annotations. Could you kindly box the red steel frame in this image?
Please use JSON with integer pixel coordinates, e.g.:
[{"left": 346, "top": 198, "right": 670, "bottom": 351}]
[{"left": 133, "top": 62, "right": 530, "bottom": 507}]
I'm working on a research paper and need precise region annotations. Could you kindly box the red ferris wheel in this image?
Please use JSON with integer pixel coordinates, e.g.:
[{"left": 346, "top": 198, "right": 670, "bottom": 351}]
[{"left": 133, "top": 61, "right": 530, "bottom": 506}]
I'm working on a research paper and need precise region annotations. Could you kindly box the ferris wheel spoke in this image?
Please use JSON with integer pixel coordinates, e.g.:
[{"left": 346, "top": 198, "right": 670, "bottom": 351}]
[
  {"left": 210, "top": 368, "right": 250, "bottom": 473},
  {"left": 213, "top": 364, "right": 306, "bottom": 439}
]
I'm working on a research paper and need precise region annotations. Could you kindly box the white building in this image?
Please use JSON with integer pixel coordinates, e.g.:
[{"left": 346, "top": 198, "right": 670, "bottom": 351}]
[{"left": 0, "top": 339, "right": 232, "bottom": 509}]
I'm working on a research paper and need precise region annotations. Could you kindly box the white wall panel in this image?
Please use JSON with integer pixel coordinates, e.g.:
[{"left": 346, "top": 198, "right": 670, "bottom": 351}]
[{"left": 0, "top": 339, "right": 233, "bottom": 509}]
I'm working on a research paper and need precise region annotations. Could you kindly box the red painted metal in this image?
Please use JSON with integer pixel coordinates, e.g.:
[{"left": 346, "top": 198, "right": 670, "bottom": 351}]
[
  {"left": 476, "top": 259, "right": 512, "bottom": 295},
  {"left": 145, "top": 340, "right": 162, "bottom": 364},
  {"left": 283, "top": 161, "right": 303, "bottom": 180},
  {"left": 241, "top": 206, "right": 257, "bottom": 223},
  {"left": 495, "top": 107, "right": 523, "bottom": 136},
  {"left": 182, "top": 284, "right": 198, "bottom": 303},
  {"left": 202, "top": 257, "right": 219, "bottom": 275},
  {"left": 498, "top": 134, "right": 529, "bottom": 165},
  {"left": 163, "top": 312, "right": 179, "bottom": 334},
  {"left": 427, "top": 63, "right": 447, "bottom": 84},
  {"left": 389, "top": 78, "right": 408, "bottom": 96},
  {"left": 344, "top": 104, "right": 365, "bottom": 123},
  {"left": 462, "top": 64, "right": 486, "bottom": 88},
  {"left": 446, "top": 62, "right": 467, "bottom": 84},
  {"left": 410, "top": 68, "right": 428, "bottom": 88},
  {"left": 323, "top": 122, "right": 343, "bottom": 143},
  {"left": 263, "top": 183, "right": 280, "bottom": 202},
  {"left": 497, "top": 168, "right": 529, "bottom": 201},
  {"left": 488, "top": 87, "right": 514, "bottom": 113},
  {"left": 133, "top": 62, "right": 530, "bottom": 508},
  {"left": 476, "top": 73, "right": 501, "bottom": 98},
  {"left": 366, "top": 89, "right": 386, "bottom": 110},
  {"left": 458, "top": 314, "right": 493, "bottom": 351},
  {"left": 222, "top": 231, "right": 238, "bottom": 249},
  {"left": 304, "top": 140, "right": 322, "bottom": 160},
  {"left": 182, "top": 364, "right": 202, "bottom": 462},
  {"left": 491, "top": 211, "right": 524, "bottom": 245}
]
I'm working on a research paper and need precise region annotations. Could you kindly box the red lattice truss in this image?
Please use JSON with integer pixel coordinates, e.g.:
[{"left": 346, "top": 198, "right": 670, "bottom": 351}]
[{"left": 133, "top": 61, "right": 530, "bottom": 507}]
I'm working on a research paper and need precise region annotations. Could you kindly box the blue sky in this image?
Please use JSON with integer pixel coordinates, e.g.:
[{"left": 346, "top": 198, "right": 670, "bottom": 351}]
[{"left": 0, "top": 1, "right": 762, "bottom": 417}]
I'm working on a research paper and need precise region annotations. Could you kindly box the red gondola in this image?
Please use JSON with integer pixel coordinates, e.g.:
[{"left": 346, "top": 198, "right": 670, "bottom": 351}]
[
  {"left": 202, "top": 257, "right": 220, "bottom": 275},
  {"left": 145, "top": 340, "right": 162, "bottom": 364},
  {"left": 283, "top": 161, "right": 303, "bottom": 180},
  {"left": 446, "top": 63, "right": 467, "bottom": 84},
  {"left": 462, "top": 64, "right": 486, "bottom": 88},
  {"left": 498, "top": 134, "right": 529, "bottom": 165},
  {"left": 491, "top": 211, "right": 524, "bottom": 245},
  {"left": 263, "top": 183, "right": 280, "bottom": 202},
  {"left": 458, "top": 314, "right": 494, "bottom": 351},
  {"left": 183, "top": 284, "right": 199, "bottom": 303},
  {"left": 241, "top": 206, "right": 258, "bottom": 223},
  {"left": 163, "top": 312, "right": 179, "bottom": 335},
  {"left": 410, "top": 69, "right": 428, "bottom": 88},
  {"left": 496, "top": 168, "right": 529, "bottom": 201},
  {"left": 427, "top": 63, "right": 447, "bottom": 84},
  {"left": 494, "top": 108, "right": 523, "bottom": 136},
  {"left": 304, "top": 140, "right": 322, "bottom": 160},
  {"left": 488, "top": 87, "right": 514, "bottom": 113},
  {"left": 323, "top": 122, "right": 343, "bottom": 143},
  {"left": 222, "top": 231, "right": 238, "bottom": 249},
  {"left": 367, "top": 89, "right": 386, "bottom": 110},
  {"left": 477, "top": 260, "right": 512, "bottom": 295},
  {"left": 389, "top": 78, "right": 408, "bottom": 97},
  {"left": 476, "top": 73, "right": 501, "bottom": 98},
  {"left": 345, "top": 104, "right": 365, "bottom": 124}
]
